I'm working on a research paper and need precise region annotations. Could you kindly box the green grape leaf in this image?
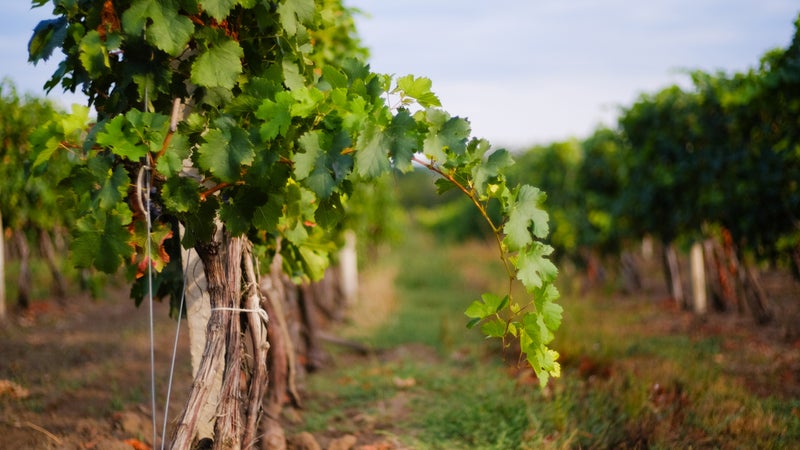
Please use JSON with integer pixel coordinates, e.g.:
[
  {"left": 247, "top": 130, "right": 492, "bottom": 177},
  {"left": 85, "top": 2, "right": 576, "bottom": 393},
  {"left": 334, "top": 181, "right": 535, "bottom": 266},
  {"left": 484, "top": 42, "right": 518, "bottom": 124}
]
[
  {"left": 294, "top": 131, "right": 324, "bottom": 179},
  {"left": 465, "top": 300, "right": 489, "bottom": 321},
  {"left": 202, "top": 0, "right": 238, "bottom": 21},
  {"left": 122, "top": 0, "right": 193, "bottom": 56},
  {"left": 197, "top": 122, "right": 255, "bottom": 183},
  {"left": 473, "top": 148, "right": 514, "bottom": 196},
  {"left": 155, "top": 133, "right": 191, "bottom": 178},
  {"left": 162, "top": 176, "right": 200, "bottom": 214},
  {"left": 394, "top": 75, "right": 441, "bottom": 107},
  {"left": 387, "top": 109, "right": 420, "bottom": 173},
  {"left": 516, "top": 241, "right": 558, "bottom": 290},
  {"left": 480, "top": 318, "right": 507, "bottom": 339},
  {"left": 281, "top": 57, "right": 305, "bottom": 91},
  {"left": 96, "top": 165, "right": 129, "bottom": 211},
  {"left": 355, "top": 123, "right": 390, "bottom": 178},
  {"left": 542, "top": 300, "right": 564, "bottom": 334},
  {"left": 96, "top": 115, "right": 149, "bottom": 159},
  {"left": 340, "top": 96, "right": 368, "bottom": 133},
  {"left": 252, "top": 197, "right": 282, "bottom": 232},
  {"left": 298, "top": 245, "right": 329, "bottom": 281},
  {"left": 295, "top": 131, "right": 336, "bottom": 198},
  {"left": 191, "top": 38, "right": 244, "bottom": 89},
  {"left": 321, "top": 66, "right": 348, "bottom": 89},
  {"left": 290, "top": 87, "right": 325, "bottom": 118},
  {"left": 283, "top": 220, "right": 309, "bottom": 245},
  {"left": 503, "top": 185, "right": 549, "bottom": 250},
  {"left": 219, "top": 201, "right": 251, "bottom": 236},
  {"left": 533, "top": 283, "right": 560, "bottom": 308},
  {"left": 78, "top": 30, "right": 110, "bottom": 76},
  {"left": 277, "top": 0, "right": 316, "bottom": 36},
  {"left": 256, "top": 91, "right": 294, "bottom": 140},
  {"left": 438, "top": 116, "right": 471, "bottom": 156},
  {"left": 315, "top": 194, "right": 345, "bottom": 229},
  {"left": 525, "top": 347, "right": 561, "bottom": 389},
  {"left": 28, "top": 17, "right": 68, "bottom": 64},
  {"left": 465, "top": 293, "right": 508, "bottom": 330},
  {"left": 61, "top": 104, "right": 91, "bottom": 138},
  {"left": 181, "top": 196, "right": 219, "bottom": 248},
  {"left": 422, "top": 110, "right": 470, "bottom": 160},
  {"left": 72, "top": 209, "right": 133, "bottom": 273}
]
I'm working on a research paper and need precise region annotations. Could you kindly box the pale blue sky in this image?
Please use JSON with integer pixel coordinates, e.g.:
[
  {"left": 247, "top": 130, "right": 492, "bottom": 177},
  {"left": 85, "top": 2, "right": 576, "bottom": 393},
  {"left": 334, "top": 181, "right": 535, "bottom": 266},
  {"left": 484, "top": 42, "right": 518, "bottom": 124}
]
[{"left": 2, "top": 1, "right": 798, "bottom": 148}]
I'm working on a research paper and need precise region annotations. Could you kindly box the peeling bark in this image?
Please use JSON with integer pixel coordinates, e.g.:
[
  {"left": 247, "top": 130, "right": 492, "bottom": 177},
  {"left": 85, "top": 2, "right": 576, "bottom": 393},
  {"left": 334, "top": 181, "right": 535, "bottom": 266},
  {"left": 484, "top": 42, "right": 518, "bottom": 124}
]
[
  {"left": 170, "top": 234, "right": 243, "bottom": 450},
  {"left": 242, "top": 242, "right": 268, "bottom": 449}
]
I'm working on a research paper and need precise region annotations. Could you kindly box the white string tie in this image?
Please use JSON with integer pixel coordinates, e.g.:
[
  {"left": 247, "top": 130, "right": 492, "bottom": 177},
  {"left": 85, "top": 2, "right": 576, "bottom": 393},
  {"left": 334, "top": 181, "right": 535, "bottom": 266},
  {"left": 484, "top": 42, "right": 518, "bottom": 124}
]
[{"left": 210, "top": 306, "right": 270, "bottom": 328}]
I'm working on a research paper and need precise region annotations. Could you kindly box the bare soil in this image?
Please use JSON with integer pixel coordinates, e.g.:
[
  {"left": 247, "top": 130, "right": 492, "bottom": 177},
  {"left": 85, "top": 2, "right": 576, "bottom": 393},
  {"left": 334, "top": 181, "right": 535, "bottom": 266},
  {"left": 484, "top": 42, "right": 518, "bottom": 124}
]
[{"left": 0, "top": 287, "right": 193, "bottom": 449}]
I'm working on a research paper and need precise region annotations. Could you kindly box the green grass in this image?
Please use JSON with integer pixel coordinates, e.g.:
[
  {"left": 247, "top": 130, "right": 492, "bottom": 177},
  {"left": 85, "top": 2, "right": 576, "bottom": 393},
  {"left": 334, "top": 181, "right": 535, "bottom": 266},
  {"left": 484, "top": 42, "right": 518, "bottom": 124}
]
[
  {"left": 294, "top": 228, "right": 800, "bottom": 449},
  {"left": 362, "top": 230, "right": 486, "bottom": 353}
]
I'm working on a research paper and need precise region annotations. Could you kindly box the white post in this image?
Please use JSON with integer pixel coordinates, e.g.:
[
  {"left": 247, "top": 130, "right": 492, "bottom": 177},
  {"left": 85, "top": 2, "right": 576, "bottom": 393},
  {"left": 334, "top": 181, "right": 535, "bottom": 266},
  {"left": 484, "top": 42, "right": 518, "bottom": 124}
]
[
  {"left": 690, "top": 241, "right": 707, "bottom": 315},
  {"left": 180, "top": 225, "right": 221, "bottom": 443},
  {"left": 339, "top": 229, "right": 358, "bottom": 306}
]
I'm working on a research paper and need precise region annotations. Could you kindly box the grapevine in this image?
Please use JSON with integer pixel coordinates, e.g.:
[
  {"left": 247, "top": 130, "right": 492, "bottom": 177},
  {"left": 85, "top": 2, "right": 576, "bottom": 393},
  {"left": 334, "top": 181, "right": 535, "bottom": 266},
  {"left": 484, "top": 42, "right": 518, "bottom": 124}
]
[{"left": 28, "top": 0, "right": 562, "bottom": 446}]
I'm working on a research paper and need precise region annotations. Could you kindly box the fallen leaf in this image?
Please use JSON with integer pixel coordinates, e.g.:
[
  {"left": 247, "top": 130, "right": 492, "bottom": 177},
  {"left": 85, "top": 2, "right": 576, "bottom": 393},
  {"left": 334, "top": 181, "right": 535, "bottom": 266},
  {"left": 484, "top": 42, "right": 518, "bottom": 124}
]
[
  {"left": 392, "top": 376, "right": 416, "bottom": 388},
  {"left": 124, "top": 438, "right": 151, "bottom": 450},
  {"left": 0, "top": 379, "right": 30, "bottom": 399}
]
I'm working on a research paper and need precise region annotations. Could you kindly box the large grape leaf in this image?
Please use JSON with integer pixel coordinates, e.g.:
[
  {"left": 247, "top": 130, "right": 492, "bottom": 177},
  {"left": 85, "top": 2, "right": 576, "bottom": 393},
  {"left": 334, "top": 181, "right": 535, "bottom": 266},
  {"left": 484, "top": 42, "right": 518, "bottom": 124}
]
[
  {"left": 202, "top": 0, "right": 238, "bottom": 21},
  {"left": 295, "top": 131, "right": 336, "bottom": 198},
  {"left": 28, "top": 17, "right": 67, "bottom": 64},
  {"left": 256, "top": 91, "right": 294, "bottom": 140},
  {"left": 72, "top": 208, "right": 133, "bottom": 273},
  {"left": 197, "top": 123, "right": 255, "bottom": 183},
  {"left": 355, "top": 123, "right": 390, "bottom": 178},
  {"left": 252, "top": 197, "right": 282, "bottom": 232},
  {"left": 191, "top": 38, "right": 244, "bottom": 90},
  {"left": 122, "top": 0, "right": 193, "bottom": 56},
  {"left": 277, "top": 0, "right": 315, "bottom": 36},
  {"left": 515, "top": 241, "right": 558, "bottom": 290},
  {"left": 220, "top": 201, "right": 251, "bottom": 236},
  {"left": 473, "top": 148, "right": 514, "bottom": 196},
  {"left": 78, "top": 30, "right": 110, "bottom": 77},
  {"left": 162, "top": 176, "right": 200, "bottom": 214},
  {"left": 422, "top": 109, "right": 470, "bottom": 161},
  {"left": 395, "top": 75, "right": 441, "bottom": 108},
  {"left": 96, "top": 115, "right": 149, "bottom": 160},
  {"left": 96, "top": 166, "right": 129, "bottom": 211},
  {"left": 155, "top": 133, "right": 191, "bottom": 178},
  {"left": 503, "top": 185, "right": 549, "bottom": 250},
  {"left": 387, "top": 109, "right": 420, "bottom": 173}
]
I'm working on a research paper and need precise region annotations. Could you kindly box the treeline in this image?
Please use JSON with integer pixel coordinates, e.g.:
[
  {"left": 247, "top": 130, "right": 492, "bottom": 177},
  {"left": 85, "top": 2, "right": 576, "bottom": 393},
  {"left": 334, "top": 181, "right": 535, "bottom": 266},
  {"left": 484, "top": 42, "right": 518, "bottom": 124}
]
[
  {"left": 414, "top": 14, "right": 800, "bottom": 321},
  {"left": 0, "top": 80, "right": 85, "bottom": 315}
]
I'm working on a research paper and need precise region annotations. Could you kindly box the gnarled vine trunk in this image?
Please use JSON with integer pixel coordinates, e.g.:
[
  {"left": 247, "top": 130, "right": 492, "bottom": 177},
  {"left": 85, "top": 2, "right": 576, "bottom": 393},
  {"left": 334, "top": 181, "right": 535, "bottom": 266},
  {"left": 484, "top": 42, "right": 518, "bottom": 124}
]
[{"left": 170, "top": 232, "right": 263, "bottom": 450}]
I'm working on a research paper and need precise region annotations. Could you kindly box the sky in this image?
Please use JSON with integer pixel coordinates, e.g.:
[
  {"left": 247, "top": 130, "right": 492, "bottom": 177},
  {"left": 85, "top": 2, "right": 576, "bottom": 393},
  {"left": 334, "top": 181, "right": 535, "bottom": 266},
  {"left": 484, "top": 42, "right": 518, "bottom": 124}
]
[{"left": 2, "top": 1, "right": 798, "bottom": 149}]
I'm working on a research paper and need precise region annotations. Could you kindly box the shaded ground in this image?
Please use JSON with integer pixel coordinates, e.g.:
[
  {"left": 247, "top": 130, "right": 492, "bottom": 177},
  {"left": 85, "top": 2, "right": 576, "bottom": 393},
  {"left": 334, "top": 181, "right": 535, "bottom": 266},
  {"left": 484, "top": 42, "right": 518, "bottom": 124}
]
[{"left": 0, "top": 287, "right": 193, "bottom": 449}]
